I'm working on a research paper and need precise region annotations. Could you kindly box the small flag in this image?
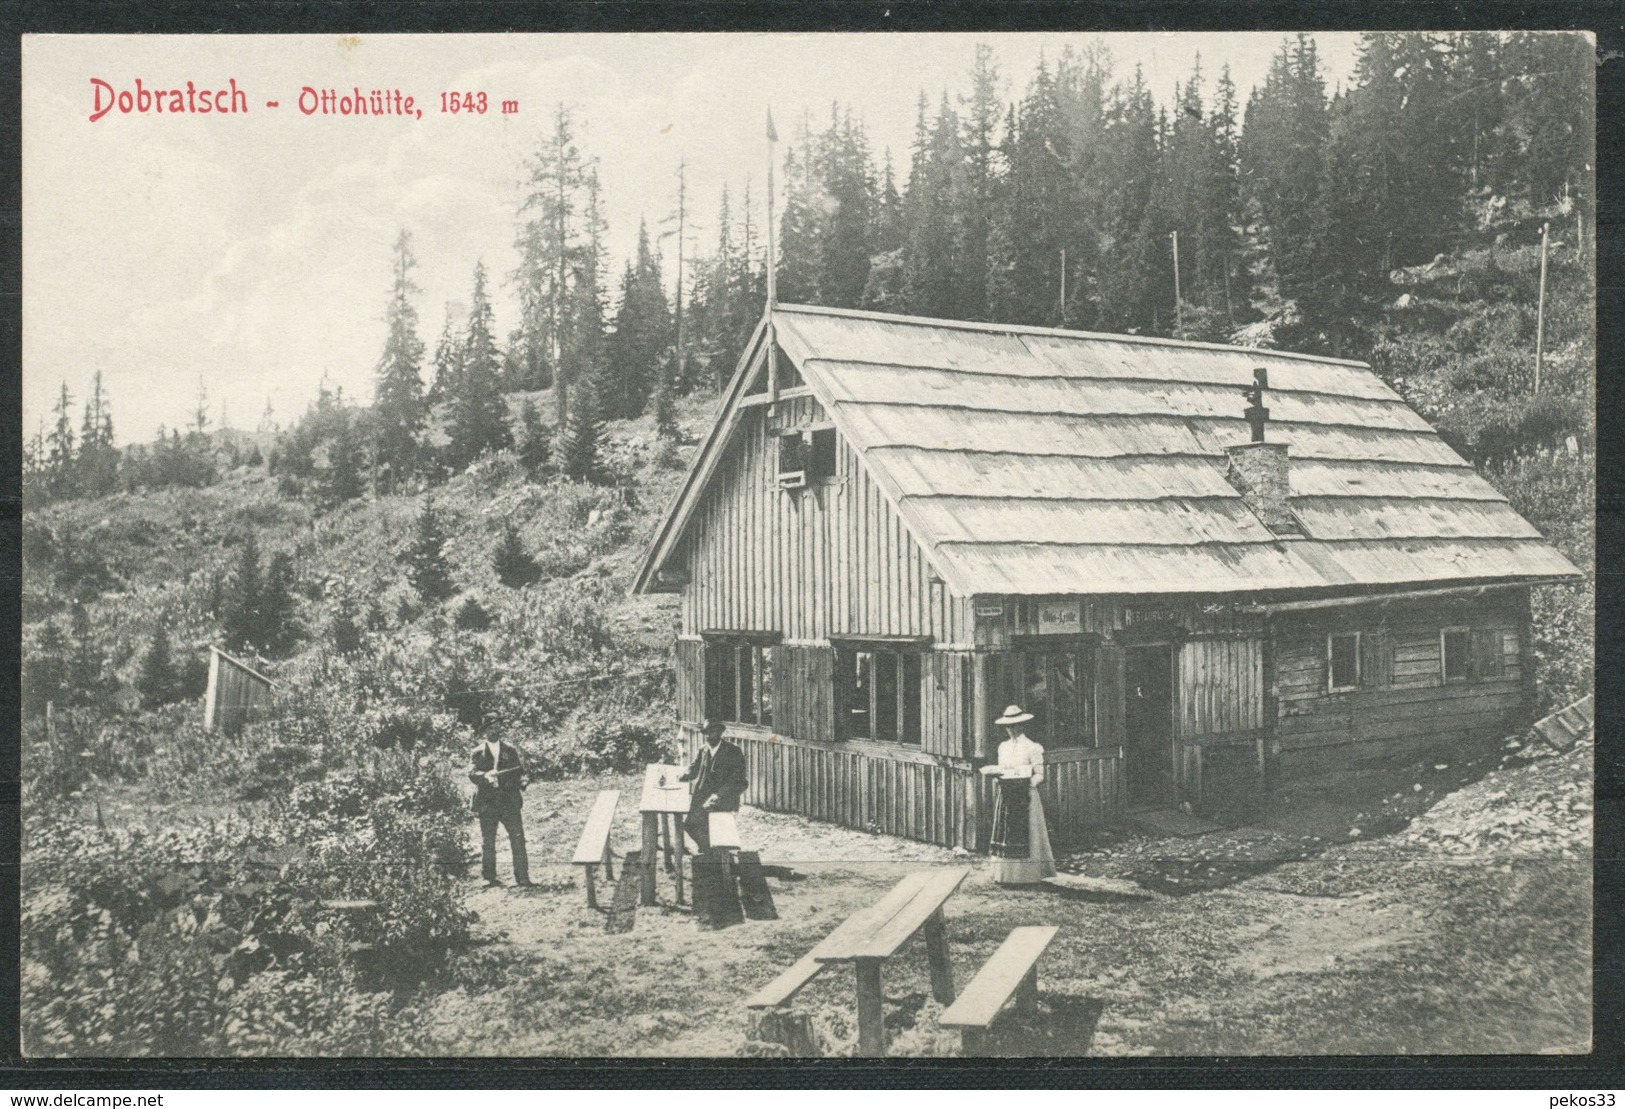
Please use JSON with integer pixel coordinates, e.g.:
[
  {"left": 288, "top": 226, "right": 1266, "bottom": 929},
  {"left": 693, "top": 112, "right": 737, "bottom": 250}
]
[{"left": 766, "top": 108, "right": 778, "bottom": 143}]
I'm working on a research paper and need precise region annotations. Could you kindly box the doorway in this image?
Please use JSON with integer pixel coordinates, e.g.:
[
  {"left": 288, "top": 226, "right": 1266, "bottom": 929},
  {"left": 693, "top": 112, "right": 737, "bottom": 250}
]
[{"left": 1123, "top": 644, "right": 1175, "bottom": 808}]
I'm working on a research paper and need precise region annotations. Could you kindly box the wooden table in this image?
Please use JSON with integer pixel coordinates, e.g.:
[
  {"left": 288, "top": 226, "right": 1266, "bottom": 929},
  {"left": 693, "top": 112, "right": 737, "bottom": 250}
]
[
  {"left": 813, "top": 867, "right": 970, "bottom": 1056},
  {"left": 638, "top": 762, "right": 691, "bottom": 906}
]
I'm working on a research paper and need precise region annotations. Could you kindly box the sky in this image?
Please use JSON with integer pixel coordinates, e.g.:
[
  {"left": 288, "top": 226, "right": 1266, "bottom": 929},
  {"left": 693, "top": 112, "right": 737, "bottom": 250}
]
[{"left": 22, "top": 33, "right": 1363, "bottom": 444}]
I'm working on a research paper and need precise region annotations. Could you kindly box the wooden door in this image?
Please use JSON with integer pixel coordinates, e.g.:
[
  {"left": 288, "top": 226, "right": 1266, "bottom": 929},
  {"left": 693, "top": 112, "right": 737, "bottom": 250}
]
[{"left": 1124, "top": 644, "right": 1175, "bottom": 807}]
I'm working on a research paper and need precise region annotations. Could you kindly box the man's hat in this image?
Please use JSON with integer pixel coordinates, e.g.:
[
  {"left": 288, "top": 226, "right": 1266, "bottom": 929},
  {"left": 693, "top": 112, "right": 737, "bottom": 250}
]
[
  {"left": 702, "top": 719, "right": 726, "bottom": 738},
  {"left": 995, "top": 704, "right": 1034, "bottom": 726}
]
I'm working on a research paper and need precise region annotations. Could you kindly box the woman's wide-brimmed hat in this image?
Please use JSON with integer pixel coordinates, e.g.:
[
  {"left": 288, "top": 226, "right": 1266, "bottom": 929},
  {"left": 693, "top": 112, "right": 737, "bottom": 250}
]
[{"left": 995, "top": 704, "right": 1034, "bottom": 726}]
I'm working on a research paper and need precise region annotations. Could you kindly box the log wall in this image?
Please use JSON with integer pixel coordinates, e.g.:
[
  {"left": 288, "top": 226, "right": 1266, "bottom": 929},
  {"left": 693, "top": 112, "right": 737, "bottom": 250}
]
[{"left": 1269, "top": 589, "right": 1532, "bottom": 780}]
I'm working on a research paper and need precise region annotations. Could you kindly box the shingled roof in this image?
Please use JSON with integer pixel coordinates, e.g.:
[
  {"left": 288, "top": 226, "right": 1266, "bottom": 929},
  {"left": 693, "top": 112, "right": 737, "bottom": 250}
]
[{"left": 635, "top": 304, "right": 1579, "bottom": 598}]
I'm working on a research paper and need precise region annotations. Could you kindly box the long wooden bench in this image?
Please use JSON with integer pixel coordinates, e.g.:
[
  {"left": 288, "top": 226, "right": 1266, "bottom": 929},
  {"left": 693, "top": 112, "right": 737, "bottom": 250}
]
[
  {"left": 746, "top": 867, "right": 969, "bottom": 1056},
  {"left": 571, "top": 789, "right": 620, "bottom": 909},
  {"left": 939, "top": 925, "right": 1060, "bottom": 1054}
]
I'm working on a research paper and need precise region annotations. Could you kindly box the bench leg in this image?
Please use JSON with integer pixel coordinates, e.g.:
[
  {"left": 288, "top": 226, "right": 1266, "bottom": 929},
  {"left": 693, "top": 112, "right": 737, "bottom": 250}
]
[
  {"left": 661, "top": 813, "right": 677, "bottom": 873},
  {"left": 961, "top": 1027, "right": 988, "bottom": 1056},
  {"left": 923, "top": 907, "right": 955, "bottom": 1005},
  {"left": 640, "top": 812, "right": 659, "bottom": 906},
  {"left": 855, "top": 959, "right": 885, "bottom": 1058},
  {"left": 584, "top": 864, "right": 598, "bottom": 910},
  {"left": 603, "top": 844, "right": 616, "bottom": 882},
  {"left": 1016, "top": 965, "right": 1038, "bottom": 1009}
]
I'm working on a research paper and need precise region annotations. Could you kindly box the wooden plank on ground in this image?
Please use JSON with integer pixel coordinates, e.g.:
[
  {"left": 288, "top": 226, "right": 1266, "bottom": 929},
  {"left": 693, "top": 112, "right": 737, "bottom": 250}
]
[
  {"left": 604, "top": 850, "right": 643, "bottom": 934},
  {"left": 940, "top": 927, "right": 1060, "bottom": 1029},
  {"left": 572, "top": 790, "right": 621, "bottom": 864},
  {"left": 736, "top": 850, "right": 778, "bottom": 920}
]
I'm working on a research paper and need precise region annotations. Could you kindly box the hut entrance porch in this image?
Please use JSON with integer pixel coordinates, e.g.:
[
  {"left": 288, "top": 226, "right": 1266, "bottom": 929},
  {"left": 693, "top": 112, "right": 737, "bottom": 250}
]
[{"left": 1123, "top": 644, "right": 1176, "bottom": 808}]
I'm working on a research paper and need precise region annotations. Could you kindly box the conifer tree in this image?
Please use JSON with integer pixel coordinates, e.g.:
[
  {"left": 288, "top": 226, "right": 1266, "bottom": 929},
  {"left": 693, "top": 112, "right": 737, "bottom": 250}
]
[
  {"left": 606, "top": 217, "right": 672, "bottom": 419},
  {"left": 516, "top": 103, "right": 586, "bottom": 421},
  {"left": 259, "top": 551, "right": 299, "bottom": 657},
  {"left": 404, "top": 498, "right": 456, "bottom": 603},
  {"left": 445, "top": 262, "right": 513, "bottom": 470},
  {"left": 557, "top": 375, "right": 606, "bottom": 483},
  {"left": 493, "top": 523, "right": 542, "bottom": 588},
  {"left": 427, "top": 310, "right": 463, "bottom": 406},
  {"left": 46, "top": 383, "right": 75, "bottom": 501},
  {"left": 516, "top": 398, "right": 553, "bottom": 476},
  {"left": 221, "top": 531, "right": 263, "bottom": 653},
  {"left": 375, "top": 229, "right": 427, "bottom": 492},
  {"left": 138, "top": 623, "right": 180, "bottom": 709}
]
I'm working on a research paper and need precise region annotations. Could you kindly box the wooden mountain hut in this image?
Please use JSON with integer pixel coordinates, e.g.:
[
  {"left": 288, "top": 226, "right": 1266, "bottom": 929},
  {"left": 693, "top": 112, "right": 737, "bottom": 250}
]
[{"left": 631, "top": 304, "right": 1580, "bottom": 850}]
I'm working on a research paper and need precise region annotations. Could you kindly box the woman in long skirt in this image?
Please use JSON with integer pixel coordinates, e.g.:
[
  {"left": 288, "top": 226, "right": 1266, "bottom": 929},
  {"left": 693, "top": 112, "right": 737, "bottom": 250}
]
[{"left": 987, "top": 704, "right": 1057, "bottom": 885}]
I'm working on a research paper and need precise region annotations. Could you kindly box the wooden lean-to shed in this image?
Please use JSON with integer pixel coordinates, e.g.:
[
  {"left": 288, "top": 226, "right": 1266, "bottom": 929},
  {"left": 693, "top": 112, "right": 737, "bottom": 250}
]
[{"left": 632, "top": 304, "right": 1580, "bottom": 850}]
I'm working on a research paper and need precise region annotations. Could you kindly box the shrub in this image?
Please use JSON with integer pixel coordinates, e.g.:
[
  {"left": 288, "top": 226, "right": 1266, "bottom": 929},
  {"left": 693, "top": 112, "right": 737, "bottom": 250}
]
[
  {"left": 137, "top": 625, "right": 182, "bottom": 709},
  {"left": 492, "top": 524, "right": 542, "bottom": 589}
]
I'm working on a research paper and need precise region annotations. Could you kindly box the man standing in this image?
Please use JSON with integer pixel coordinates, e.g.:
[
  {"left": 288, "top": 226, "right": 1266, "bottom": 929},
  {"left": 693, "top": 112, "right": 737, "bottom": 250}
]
[
  {"left": 468, "top": 721, "right": 531, "bottom": 887},
  {"left": 679, "top": 719, "right": 748, "bottom": 852}
]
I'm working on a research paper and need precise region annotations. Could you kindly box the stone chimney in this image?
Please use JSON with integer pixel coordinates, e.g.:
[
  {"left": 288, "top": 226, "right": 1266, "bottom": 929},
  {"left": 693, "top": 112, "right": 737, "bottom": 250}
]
[
  {"left": 1227, "top": 441, "right": 1299, "bottom": 535},
  {"left": 1227, "top": 367, "right": 1300, "bottom": 535}
]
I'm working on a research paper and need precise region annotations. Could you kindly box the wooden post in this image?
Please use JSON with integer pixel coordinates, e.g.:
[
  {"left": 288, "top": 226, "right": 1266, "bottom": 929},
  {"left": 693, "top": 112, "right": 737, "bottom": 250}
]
[
  {"left": 661, "top": 813, "right": 677, "bottom": 873},
  {"left": 961, "top": 1027, "right": 988, "bottom": 1056},
  {"left": 1170, "top": 230, "right": 1183, "bottom": 333},
  {"left": 923, "top": 907, "right": 955, "bottom": 1005},
  {"left": 1534, "top": 221, "right": 1549, "bottom": 394},
  {"left": 1058, "top": 248, "right": 1067, "bottom": 327},
  {"left": 583, "top": 863, "right": 598, "bottom": 910},
  {"left": 603, "top": 842, "right": 616, "bottom": 882},
  {"left": 640, "top": 812, "right": 659, "bottom": 905},
  {"left": 854, "top": 959, "right": 885, "bottom": 1058}
]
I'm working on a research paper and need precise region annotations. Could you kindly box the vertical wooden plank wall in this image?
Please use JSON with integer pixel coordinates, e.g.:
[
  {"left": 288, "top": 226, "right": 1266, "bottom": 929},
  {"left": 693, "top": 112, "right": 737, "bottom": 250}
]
[
  {"left": 203, "top": 647, "right": 274, "bottom": 737},
  {"left": 1177, "top": 638, "right": 1265, "bottom": 739},
  {"left": 675, "top": 639, "right": 704, "bottom": 725},
  {"left": 677, "top": 398, "right": 972, "bottom": 645}
]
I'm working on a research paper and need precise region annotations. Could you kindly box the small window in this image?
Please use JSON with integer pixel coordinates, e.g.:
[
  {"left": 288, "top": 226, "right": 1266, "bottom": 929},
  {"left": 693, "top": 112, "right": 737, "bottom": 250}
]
[
  {"left": 1328, "top": 632, "right": 1360, "bottom": 692},
  {"left": 705, "top": 639, "right": 776, "bottom": 725},
  {"left": 1441, "top": 627, "right": 1471, "bottom": 683},
  {"left": 777, "top": 427, "right": 837, "bottom": 485},
  {"left": 839, "top": 644, "right": 922, "bottom": 745},
  {"left": 1013, "top": 647, "right": 1097, "bottom": 747},
  {"left": 777, "top": 432, "right": 807, "bottom": 478}
]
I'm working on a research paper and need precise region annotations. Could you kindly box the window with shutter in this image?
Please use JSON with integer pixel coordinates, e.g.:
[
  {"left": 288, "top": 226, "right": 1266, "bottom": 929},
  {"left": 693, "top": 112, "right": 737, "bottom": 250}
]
[
  {"left": 1441, "top": 627, "right": 1471, "bottom": 683},
  {"left": 1471, "top": 628, "right": 1504, "bottom": 679}
]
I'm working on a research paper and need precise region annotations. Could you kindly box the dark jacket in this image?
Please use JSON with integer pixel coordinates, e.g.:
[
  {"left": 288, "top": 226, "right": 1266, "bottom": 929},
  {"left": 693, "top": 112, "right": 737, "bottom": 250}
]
[
  {"left": 468, "top": 740, "right": 527, "bottom": 813},
  {"left": 683, "top": 739, "right": 748, "bottom": 813}
]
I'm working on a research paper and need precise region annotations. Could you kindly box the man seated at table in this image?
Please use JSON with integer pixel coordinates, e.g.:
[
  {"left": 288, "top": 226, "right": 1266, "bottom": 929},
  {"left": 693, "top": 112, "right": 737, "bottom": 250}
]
[{"left": 679, "top": 719, "right": 747, "bottom": 852}]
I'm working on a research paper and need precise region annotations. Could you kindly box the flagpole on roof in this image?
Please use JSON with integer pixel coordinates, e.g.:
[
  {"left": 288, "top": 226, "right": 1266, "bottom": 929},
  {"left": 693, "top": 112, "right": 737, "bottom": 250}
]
[{"left": 766, "top": 106, "right": 779, "bottom": 398}]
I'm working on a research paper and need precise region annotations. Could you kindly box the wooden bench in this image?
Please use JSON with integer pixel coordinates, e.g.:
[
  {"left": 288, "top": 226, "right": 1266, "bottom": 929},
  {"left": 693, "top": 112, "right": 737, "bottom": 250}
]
[
  {"left": 939, "top": 925, "right": 1060, "bottom": 1054},
  {"left": 741, "top": 867, "right": 967, "bottom": 1056},
  {"left": 571, "top": 789, "right": 620, "bottom": 909}
]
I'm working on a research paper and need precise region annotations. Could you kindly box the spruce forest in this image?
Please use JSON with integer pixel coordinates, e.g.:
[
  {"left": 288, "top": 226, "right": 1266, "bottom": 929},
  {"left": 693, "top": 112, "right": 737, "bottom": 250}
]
[{"left": 21, "top": 32, "right": 1595, "bottom": 1056}]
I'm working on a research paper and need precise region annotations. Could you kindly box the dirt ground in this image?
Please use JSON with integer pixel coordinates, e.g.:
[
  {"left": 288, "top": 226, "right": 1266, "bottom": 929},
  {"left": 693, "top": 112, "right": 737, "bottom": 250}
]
[{"left": 438, "top": 738, "right": 1593, "bottom": 1057}]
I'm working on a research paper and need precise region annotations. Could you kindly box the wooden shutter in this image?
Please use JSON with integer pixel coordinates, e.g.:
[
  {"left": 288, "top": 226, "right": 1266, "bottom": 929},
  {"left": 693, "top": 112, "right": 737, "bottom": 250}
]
[
  {"left": 1094, "top": 644, "right": 1126, "bottom": 748},
  {"left": 1359, "top": 629, "right": 1393, "bottom": 688},
  {"left": 1471, "top": 628, "right": 1504, "bottom": 679}
]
